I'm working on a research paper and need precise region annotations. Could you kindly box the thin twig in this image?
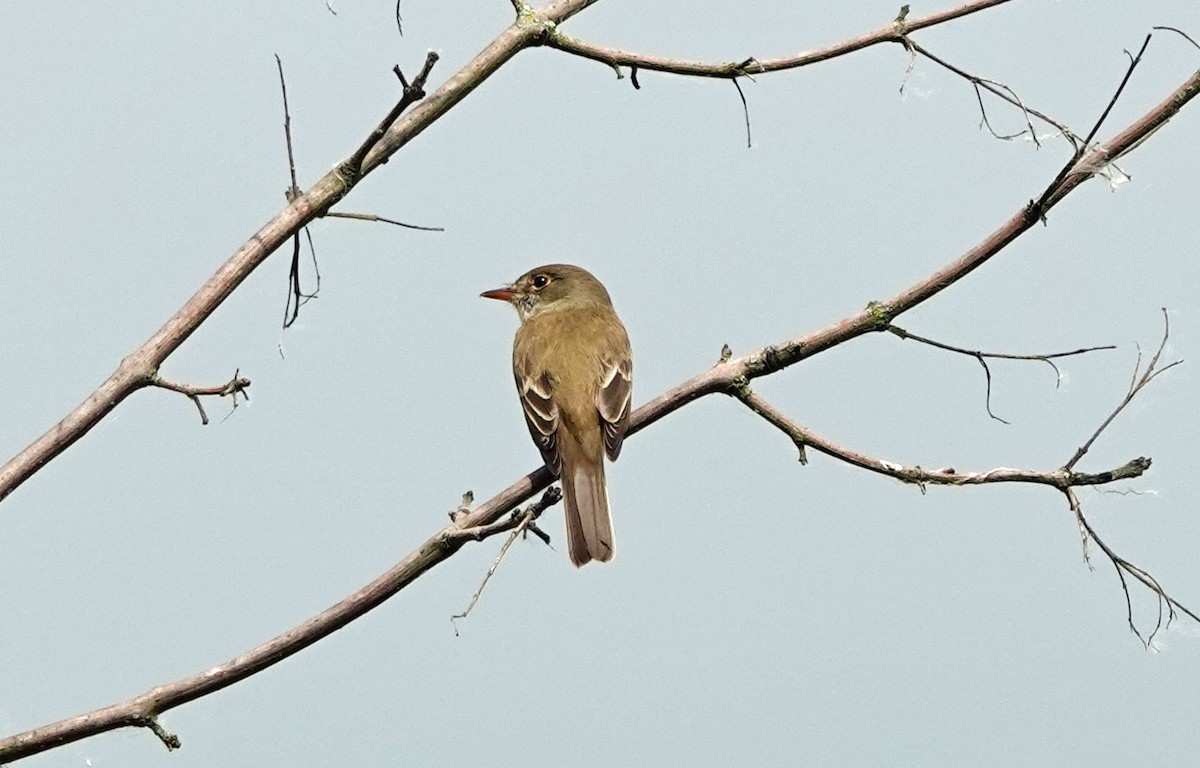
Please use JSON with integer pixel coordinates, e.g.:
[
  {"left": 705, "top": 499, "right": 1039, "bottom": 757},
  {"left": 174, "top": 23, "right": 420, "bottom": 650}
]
[
  {"left": 1065, "top": 309, "right": 1181, "bottom": 471},
  {"left": 1152, "top": 25, "right": 1200, "bottom": 52},
  {"left": 277, "top": 54, "right": 446, "bottom": 329},
  {"left": 150, "top": 372, "right": 252, "bottom": 426},
  {"left": 887, "top": 324, "right": 1116, "bottom": 423},
  {"left": 1070, "top": 489, "right": 1200, "bottom": 646},
  {"left": 282, "top": 223, "right": 321, "bottom": 329},
  {"left": 450, "top": 488, "right": 562, "bottom": 635},
  {"left": 731, "top": 77, "right": 752, "bottom": 148},
  {"left": 906, "top": 40, "right": 1079, "bottom": 150},
  {"left": 1028, "top": 35, "right": 1152, "bottom": 222},
  {"left": 276, "top": 55, "right": 299, "bottom": 200},
  {"left": 325, "top": 211, "right": 445, "bottom": 232},
  {"left": 346, "top": 52, "right": 440, "bottom": 177},
  {"left": 276, "top": 56, "right": 320, "bottom": 330}
]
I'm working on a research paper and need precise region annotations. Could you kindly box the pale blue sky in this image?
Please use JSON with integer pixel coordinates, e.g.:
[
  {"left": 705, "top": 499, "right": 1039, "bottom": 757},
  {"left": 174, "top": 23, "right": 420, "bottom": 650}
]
[{"left": 2, "top": 2, "right": 1199, "bottom": 766}]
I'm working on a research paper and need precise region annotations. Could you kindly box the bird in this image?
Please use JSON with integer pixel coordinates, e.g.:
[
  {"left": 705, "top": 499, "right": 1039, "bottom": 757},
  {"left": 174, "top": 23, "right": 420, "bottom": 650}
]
[{"left": 481, "top": 264, "right": 632, "bottom": 566}]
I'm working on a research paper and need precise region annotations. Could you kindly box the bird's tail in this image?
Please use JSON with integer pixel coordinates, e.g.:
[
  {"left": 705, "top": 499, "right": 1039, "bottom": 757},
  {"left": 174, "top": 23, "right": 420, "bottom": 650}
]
[{"left": 561, "top": 452, "right": 615, "bottom": 567}]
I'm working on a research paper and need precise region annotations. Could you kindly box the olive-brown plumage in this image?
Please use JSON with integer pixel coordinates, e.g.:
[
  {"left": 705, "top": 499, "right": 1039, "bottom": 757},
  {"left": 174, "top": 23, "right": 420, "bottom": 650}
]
[{"left": 482, "top": 264, "right": 632, "bottom": 566}]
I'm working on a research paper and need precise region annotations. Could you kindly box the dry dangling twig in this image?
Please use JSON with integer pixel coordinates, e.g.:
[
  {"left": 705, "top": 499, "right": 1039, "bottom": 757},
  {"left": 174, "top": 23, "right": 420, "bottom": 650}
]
[{"left": 450, "top": 488, "right": 562, "bottom": 635}]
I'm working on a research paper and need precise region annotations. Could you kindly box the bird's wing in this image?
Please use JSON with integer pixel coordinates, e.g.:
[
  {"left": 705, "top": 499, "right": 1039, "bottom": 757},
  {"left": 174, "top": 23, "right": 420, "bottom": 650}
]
[
  {"left": 515, "top": 364, "right": 561, "bottom": 475},
  {"left": 596, "top": 354, "right": 632, "bottom": 461}
]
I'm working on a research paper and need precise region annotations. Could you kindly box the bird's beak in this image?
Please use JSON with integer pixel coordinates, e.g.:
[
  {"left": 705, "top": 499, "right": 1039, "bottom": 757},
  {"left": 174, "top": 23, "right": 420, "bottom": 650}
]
[{"left": 480, "top": 285, "right": 516, "bottom": 302}]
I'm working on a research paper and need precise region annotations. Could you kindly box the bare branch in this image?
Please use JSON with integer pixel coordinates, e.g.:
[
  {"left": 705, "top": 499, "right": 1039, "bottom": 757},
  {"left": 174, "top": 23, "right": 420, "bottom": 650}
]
[
  {"left": 276, "top": 55, "right": 444, "bottom": 328},
  {"left": 887, "top": 324, "right": 1116, "bottom": 422},
  {"left": 149, "top": 372, "right": 251, "bottom": 426},
  {"left": 551, "top": 2, "right": 1080, "bottom": 156},
  {"left": 346, "top": 51, "right": 441, "bottom": 178},
  {"left": 734, "top": 378, "right": 1193, "bottom": 647},
  {"left": 1066, "top": 310, "right": 1182, "bottom": 471},
  {"left": 1152, "top": 25, "right": 1200, "bottom": 51},
  {"left": 0, "top": 0, "right": 1128, "bottom": 509},
  {"left": 1069, "top": 489, "right": 1200, "bottom": 646},
  {"left": 1028, "top": 35, "right": 1152, "bottom": 221},
  {"left": 545, "top": 0, "right": 1015, "bottom": 79},
  {"left": 732, "top": 387, "right": 1149, "bottom": 492},
  {"left": 0, "top": 1, "right": 591, "bottom": 505},
  {"left": 451, "top": 488, "right": 562, "bottom": 635},
  {"left": 275, "top": 55, "right": 322, "bottom": 329},
  {"left": 275, "top": 55, "right": 300, "bottom": 201},
  {"left": 888, "top": 326, "right": 1115, "bottom": 366},
  {"left": 904, "top": 40, "right": 1080, "bottom": 149},
  {"left": 324, "top": 211, "right": 445, "bottom": 232},
  {"left": 621, "top": 69, "right": 1200, "bottom": 439}
]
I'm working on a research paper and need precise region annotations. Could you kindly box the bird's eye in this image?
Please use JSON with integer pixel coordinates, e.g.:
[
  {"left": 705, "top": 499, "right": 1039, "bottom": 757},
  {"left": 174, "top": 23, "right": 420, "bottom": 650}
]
[{"left": 532, "top": 274, "right": 550, "bottom": 289}]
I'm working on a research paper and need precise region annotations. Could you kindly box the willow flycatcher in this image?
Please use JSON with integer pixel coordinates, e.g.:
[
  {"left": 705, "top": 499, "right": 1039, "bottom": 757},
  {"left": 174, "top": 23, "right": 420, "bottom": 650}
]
[{"left": 482, "top": 264, "right": 633, "bottom": 567}]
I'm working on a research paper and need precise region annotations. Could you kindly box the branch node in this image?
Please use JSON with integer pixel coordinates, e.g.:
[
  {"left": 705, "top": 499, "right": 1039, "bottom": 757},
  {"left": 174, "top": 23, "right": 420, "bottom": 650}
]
[
  {"left": 743, "top": 342, "right": 803, "bottom": 378},
  {"left": 865, "top": 300, "right": 894, "bottom": 328},
  {"left": 733, "top": 57, "right": 760, "bottom": 75},
  {"left": 912, "top": 468, "right": 927, "bottom": 495}
]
